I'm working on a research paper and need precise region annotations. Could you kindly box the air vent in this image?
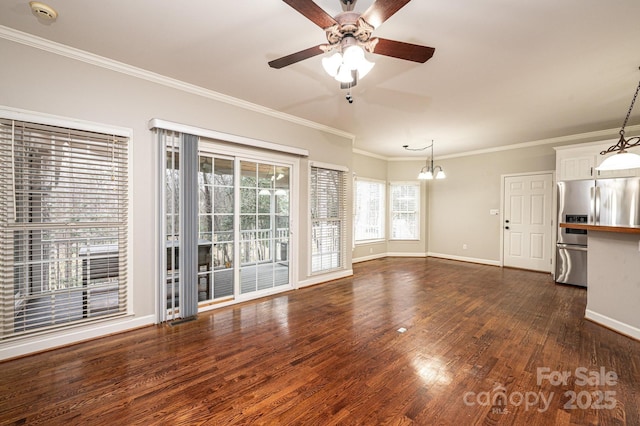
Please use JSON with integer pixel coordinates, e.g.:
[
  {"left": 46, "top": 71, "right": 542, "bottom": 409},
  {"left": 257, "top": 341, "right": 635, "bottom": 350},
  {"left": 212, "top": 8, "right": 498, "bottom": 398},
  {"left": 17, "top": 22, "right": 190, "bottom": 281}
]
[{"left": 29, "top": 2, "right": 58, "bottom": 21}]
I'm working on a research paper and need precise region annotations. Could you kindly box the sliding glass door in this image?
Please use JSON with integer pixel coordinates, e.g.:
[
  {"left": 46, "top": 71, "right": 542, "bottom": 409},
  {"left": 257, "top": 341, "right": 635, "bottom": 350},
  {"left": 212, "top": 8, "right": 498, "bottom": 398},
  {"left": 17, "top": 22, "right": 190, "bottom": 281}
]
[
  {"left": 160, "top": 133, "right": 296, "bottom": 321},
  {"left": 176, "top": 154, "right": 291, "bottom": 307}
]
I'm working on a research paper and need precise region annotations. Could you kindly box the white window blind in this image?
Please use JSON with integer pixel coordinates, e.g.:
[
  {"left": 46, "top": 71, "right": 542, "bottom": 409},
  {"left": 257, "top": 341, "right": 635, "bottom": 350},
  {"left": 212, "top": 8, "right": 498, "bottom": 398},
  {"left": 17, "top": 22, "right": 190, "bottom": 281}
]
[
  {"left": 310, "top": 166, "right": 347, "bottom": 273},
  {"left": 390, "top": 182, "right": 420, "bottom": 240},
  {"left": 354, "top": 178, "right": 385, "bottom": 242},
  {"left": 0, "top": 118, "right": 129, "bottom": 341}
]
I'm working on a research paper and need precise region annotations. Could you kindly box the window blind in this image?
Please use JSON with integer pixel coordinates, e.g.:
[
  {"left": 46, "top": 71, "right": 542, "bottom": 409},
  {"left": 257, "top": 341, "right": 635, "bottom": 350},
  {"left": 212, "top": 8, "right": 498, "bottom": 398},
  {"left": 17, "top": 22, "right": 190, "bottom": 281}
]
[
  {"left": 310, "top": 166, "right": 347, "bottom": 273},
  {"left": 0, "top": 118, "right": 129, "bottom": 341}
]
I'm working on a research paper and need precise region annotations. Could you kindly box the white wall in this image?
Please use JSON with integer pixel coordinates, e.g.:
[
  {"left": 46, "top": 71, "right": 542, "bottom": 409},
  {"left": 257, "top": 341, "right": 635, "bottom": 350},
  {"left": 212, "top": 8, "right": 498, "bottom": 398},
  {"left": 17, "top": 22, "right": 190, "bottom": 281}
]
[
  {"left": 428, "top": 144, "right": 557, "bottom": 263},
  {"left": 0, "top": 36, "right": 353, "bottom": 358}
]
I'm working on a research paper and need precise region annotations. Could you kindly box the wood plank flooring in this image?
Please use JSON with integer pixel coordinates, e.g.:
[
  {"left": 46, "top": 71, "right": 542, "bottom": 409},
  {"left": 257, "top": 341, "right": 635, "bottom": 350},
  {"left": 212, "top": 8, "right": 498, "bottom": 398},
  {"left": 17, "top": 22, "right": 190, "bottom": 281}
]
[{"left": 1, "top": 257, "right": 639, "bottom": 425}]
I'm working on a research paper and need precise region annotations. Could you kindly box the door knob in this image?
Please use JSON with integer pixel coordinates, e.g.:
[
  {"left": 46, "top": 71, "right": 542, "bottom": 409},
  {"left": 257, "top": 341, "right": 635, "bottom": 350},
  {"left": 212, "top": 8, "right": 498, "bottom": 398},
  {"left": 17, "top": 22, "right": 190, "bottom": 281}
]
[
  {"left": 505, "top": 226, "right": 510, "bottom": 230},
  {"left": 505, "top": 219, "right": 510, "bottom": 223}
]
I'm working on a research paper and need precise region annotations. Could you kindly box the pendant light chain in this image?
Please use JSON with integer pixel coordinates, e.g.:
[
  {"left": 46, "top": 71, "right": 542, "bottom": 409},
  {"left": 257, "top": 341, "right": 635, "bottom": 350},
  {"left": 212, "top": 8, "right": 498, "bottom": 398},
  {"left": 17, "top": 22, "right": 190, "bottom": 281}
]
[
  {"left": 620, "top": 68, "right": 640, "bottom": 135},
  {"left": 597, "top": 77, "right": 640, "bottom": 168}
]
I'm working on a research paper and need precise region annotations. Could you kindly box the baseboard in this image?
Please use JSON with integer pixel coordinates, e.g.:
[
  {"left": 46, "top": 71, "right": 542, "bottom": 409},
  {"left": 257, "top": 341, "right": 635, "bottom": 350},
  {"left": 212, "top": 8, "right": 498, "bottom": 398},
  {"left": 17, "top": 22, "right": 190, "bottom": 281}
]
[
  {"left": 427, "top": 252, "right": 501, "bottom": 267},
  {"left": 585, "top": 309, "right": 640, "bottom": 342},
  {"left": 386, "top": 252, "right": 428, "bottom": 258},
  {"left": 297, "top": 269, "right": 354, "bottom": 288},
  {"left": 352, "top": 253, "right": 389, "bottom": 263},
  {"left": 352, "top": 251, "right": 500, "bottom": 266},
  {"left": 0, "top": 314, "right": 155, "bottom": 361}
]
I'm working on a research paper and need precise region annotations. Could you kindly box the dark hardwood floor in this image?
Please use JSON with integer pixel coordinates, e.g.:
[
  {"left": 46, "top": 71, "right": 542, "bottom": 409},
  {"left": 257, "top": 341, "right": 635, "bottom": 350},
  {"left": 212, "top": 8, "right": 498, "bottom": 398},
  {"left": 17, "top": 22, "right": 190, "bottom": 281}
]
[{"left": 2, "top": 257, "right": 639, "bottom": 425}]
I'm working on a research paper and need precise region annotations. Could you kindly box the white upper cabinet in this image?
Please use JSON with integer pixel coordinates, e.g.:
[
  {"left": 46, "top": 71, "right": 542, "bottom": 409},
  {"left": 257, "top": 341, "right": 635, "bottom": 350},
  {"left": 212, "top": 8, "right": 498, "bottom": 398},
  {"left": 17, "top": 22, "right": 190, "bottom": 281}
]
[
  {"left": 558, "top": 155, "right": 595, "bottom": 181},
  {"left": 555, "top": 139, "right": 640, "bottom": 181}
]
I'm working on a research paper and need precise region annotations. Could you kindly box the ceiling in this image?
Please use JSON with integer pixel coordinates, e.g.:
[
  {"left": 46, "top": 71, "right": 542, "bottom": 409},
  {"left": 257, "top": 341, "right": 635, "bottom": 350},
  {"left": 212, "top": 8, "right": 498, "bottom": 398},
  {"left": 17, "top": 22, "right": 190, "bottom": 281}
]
[{"left": 1, "top": 0, "right": 640, "bottom": 158}]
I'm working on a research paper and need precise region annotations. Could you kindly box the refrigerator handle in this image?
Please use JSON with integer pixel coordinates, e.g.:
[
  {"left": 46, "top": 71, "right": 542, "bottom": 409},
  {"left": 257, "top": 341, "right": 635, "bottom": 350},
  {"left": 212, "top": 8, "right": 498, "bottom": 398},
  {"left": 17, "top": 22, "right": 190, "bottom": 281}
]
[
  {"left": 557, "top": 243, "right": 588, "bottom": 252},
  {"left": 595, "top": 186, "right": 600, "bottom": 224},
  {"left": 589, "top": 186, "right": 596, "bottom": 224}
]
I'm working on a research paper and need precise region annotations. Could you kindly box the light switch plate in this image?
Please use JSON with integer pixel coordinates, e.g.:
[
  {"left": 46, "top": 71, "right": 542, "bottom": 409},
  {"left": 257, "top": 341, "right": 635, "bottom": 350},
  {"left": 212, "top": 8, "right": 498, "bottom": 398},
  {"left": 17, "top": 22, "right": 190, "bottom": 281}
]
[{"left": 490, "top": 209, "right": 499, "bottom": 215}]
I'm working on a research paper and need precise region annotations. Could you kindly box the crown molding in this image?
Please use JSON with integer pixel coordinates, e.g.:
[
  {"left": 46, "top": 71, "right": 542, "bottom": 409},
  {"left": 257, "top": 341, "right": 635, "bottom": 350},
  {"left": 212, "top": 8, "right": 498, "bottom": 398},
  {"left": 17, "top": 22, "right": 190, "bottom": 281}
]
[
  {"left": 434, "top": 125, "right": 640, "bottom": 161},
  {"left": 352, "top": 148, "right": 388, "bottom": 160},
  {"left": 356, "top": 124, "right": 640, "bottom": 162},
  {"left": 0, "top": 25, "right": 355, "bottom": 142}
]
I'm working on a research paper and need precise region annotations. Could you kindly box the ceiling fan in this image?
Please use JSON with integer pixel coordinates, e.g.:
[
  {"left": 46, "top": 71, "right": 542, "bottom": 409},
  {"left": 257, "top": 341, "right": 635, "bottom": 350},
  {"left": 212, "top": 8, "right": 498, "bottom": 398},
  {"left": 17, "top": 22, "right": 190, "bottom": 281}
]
[{"left": 268, "top": 0, "right": 435, "bottom": 87}]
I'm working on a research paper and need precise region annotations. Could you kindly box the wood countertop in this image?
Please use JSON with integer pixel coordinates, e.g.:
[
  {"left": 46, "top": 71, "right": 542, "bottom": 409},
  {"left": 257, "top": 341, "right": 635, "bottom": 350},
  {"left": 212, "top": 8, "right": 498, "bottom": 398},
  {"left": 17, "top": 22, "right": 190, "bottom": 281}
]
[{"left": 560, "top": 223, "right": 640, "bottom": 235}]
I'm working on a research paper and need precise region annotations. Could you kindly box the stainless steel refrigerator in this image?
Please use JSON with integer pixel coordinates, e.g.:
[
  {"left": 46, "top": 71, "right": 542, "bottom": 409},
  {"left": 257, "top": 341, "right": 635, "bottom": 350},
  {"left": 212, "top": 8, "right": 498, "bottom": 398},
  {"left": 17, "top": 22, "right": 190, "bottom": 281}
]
[
  {"left": 556, "top": 180, "right": 593, "bottom": 287},
  {"left": 556, "top": 176, "right": 640, "bottom": 287}
]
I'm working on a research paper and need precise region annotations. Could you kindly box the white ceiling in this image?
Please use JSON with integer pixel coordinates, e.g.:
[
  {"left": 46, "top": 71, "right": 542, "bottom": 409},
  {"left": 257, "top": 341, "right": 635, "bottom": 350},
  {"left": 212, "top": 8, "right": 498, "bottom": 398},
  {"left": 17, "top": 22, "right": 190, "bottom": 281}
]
[{"left": 1, "top": 0, "right": 640, "bottom": 157}]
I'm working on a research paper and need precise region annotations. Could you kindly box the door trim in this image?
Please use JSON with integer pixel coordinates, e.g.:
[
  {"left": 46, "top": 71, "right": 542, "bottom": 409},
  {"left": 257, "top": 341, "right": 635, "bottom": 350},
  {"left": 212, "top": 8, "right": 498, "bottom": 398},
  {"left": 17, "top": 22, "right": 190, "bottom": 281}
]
[{"left": 499, "top": 170, "right": 556, "bottom": 270}]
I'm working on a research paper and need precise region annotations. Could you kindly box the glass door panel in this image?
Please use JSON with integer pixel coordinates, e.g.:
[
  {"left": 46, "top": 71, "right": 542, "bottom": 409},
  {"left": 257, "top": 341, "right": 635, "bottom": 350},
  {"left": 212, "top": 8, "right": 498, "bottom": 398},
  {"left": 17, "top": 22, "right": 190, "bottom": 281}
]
[
  {"left": 212, "top": 158, "right": 234, "bottom": 298},
  {"left": 240, "top": 161, "right": 259, "bottom": 294},
  {"left": 165, "top": 146, "right": 180, "bottom": 313},
  {"left": 197, "top": 154, "right": 234, "bottom": 303},
  {"left": 274, "top": 165, "right": 290, "bottom": 286},
  {"left": 239, "top": 160, "right": 290, "bottom": 295}
]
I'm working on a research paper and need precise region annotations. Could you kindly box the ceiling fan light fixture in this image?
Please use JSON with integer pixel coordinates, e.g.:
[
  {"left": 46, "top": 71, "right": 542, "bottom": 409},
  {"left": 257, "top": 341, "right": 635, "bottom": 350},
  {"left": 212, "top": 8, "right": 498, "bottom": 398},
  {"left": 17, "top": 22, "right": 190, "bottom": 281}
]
[
  {"left": 335, "top": 65, "right": 354, "bottom": 83},
  {"left": 268, "top": 0, "right": 436, "bottom": 92},
  {"left": 342, "top": 45, "right": 365, "bottom": 70},
  {"left": 322, "top": 52, "right": 342, "bottom": 77},
  {"left": 357, "top": 58, "right": 375, "bottom": 79}
]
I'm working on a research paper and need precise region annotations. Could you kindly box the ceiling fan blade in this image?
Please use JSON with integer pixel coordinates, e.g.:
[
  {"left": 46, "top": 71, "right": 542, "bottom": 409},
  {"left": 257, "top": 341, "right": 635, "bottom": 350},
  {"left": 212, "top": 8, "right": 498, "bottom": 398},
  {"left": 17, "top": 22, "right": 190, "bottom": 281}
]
[
  {"left": 268, "top": 44, "right": 326, "bottom": 69},
  {"left": 283, "top": 0, "right": 338, "bottom": 29},
  {"left": 372, "top": 38, "right": 435, "bottom": 63},
  {"left": 361, "top": 0, "right": 411, "bottom": 28}
]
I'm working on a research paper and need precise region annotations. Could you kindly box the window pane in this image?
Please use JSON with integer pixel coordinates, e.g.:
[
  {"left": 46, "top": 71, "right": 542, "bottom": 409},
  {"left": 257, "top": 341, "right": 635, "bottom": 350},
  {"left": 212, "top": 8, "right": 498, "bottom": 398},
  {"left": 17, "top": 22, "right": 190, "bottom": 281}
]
[
  {"left": 258, "top": 164, "right": 275, "bottom": 189},
  {"left": 214, "top": 187, "right": 233, "bottom": 214},
  {"left": 199, "top": 156, "right": 212, "bottom": 182},
  {"left": 274, "top": 166, "right": 289, "bottom": 189},
  {"left": 258, "top": 191, "right": 272, "bottom": 214},
  {"left": 240, "top": 188, "right": 256, "bottom": 213},
  {"left": 214, "top": 158, "right": 233, "bottom": 186},
  {"left": 240, "top": 161, "right": 257, "bottom": 187}
]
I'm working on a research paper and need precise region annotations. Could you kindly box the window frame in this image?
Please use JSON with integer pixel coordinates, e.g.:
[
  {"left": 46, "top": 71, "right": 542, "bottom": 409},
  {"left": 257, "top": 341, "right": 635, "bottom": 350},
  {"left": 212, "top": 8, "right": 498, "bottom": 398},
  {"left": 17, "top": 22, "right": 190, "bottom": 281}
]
[{"left": 389, "top": 181, "right": 421, "bottom": 241}]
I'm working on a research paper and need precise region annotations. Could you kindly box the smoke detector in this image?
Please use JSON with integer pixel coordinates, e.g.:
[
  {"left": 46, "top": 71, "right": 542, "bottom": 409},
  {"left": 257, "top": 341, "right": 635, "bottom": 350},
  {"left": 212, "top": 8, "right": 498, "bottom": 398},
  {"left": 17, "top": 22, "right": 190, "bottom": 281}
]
[{"left": 29, "top": 2, "right": 58, "bottom": 21}]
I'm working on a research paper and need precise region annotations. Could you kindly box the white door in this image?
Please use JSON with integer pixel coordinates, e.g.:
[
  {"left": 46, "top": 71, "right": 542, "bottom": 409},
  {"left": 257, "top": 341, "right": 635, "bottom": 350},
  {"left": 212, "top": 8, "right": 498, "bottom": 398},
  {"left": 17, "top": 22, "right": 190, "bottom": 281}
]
[{"left": 503, "top": 173, "right": 553, "bottom": 272}]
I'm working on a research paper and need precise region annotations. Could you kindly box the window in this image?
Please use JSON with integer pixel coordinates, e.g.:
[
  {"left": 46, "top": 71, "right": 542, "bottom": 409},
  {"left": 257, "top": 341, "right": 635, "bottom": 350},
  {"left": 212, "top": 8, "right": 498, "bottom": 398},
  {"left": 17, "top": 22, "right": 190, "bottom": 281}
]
[
  {"left": 310, "top": 166, "right": 347, "bottom": 273},
  {"left": 390, "top": 182, "right": 420, "bottom": 240},
  {"left": 354, "top": 178, "right": 385, "bottom": 242},
  {"left": 0, "top": 118, "right": 129, "bottom": 341}
]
